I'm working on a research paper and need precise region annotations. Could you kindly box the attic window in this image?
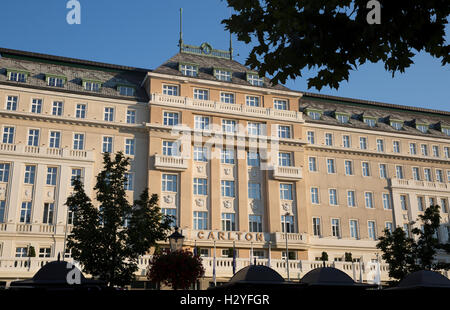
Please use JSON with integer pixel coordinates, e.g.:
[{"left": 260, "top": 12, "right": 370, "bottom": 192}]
[
  {"left": 390, "top": 121, "right": 403, "bottom": 130},
  {"left": 306, "top": 109, "right": 322, "bottom": 120},
  {"left": 118, "top": 85, "right": 135, "bottom": 96},
  {"left": 83, "top": 80, "right": 101, "bottom": 92},
  {"left": 364, "top": 117, "right": 377, "bottom": 127},
  {"left": 417, "top": 124, "right": 429, "bottom": 134},
  {"left": 46, "top": 75, "right": 66, "bottom": 87},
  {"left": 214, "top": 68, "right": 231, "bottom": 82},
  {"left": 179, "top": 63, "right": 198, "bottom": 77},
  {"left": 336, "top": 113, "right": 350, "bottom": 124},
  {"left": 247, "top": 73, "right": 263, "bottom": 86},
  {"left": 442, "top": 127, "right": 450, "bottom": 136},
  {"left": 8, "top": 70, "right": 27, "bottom": 82}
]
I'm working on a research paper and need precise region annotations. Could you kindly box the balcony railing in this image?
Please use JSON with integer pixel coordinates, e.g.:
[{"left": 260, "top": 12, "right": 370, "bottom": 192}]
[
  {"left": 150, "top": 93, "right": 304, "bottom": 123},
  {"left": 154, "top": 154, "right": 188, "bottom": 171},
  {"left": 273, "top": 166, "right": 303, "bottom": 180},
  {"left": 0, "top": 143, "right": 94, "bottom": 161},
  {"left": 390, "top": 178, "right": 450, "bottom": 192}
]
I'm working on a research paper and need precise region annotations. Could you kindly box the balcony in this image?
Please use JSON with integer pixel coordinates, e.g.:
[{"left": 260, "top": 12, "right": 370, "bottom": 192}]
[
  {"left": 272, "top": 166, "right": 303, "bottom": 180},
  {"left": 154, "top": 154, "right": 188, "bottom": 171},
  {"left": 150, "top": 93, "right": 304, "bottom": 123},
  {"left": 390, "top": 178, "right": 450, "bottom": 192},
  {"left": 0, "top": 143, "right": 94, "bottom": 161}
]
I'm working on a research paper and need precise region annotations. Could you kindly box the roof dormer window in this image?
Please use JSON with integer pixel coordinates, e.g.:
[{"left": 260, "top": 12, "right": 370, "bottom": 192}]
[
  {"left": 118, "top": 85, "right": 135, "bottom": 96},
  {"left": 7, "top": 70, "right": 27, "bottom": 82},
  {"left": 247, "top": 72, "right": 263, "bottom": 86},
  {"left": 46, "top": 75, "right": 66, "bottom": 87},
  {"left": 442, "top": 127, "right": 450, "bottom": 136},
  {"left": 390, "top": 120, "right": 403, "bottom": 130},
  {"left": 179, "top": 63, "right": 198, "bottom": 77},
  {"left": 306, "top": 108, "right": 322, "bottom": 120},
  {"left": 214, "top": 68, "right": 231, "bottom": 82},
  {"left": 83, "top": 80, "right": 101, "bottom": 92},
  {"left": 416, "top": 124, "right": 429, "bottom": 134},
  {"left": 336, "top": 113, "right": 350, "bottom": 124},
  {"left": 364, "top": 117, "right": 377, "bottom": 127}
]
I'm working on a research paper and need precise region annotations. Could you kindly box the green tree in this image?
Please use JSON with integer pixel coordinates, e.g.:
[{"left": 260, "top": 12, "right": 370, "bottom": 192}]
[
  {"left": 223, "top": 0, "right": 450, "bottom": 90},
  {"left": 147, "top": 249, "right": 205, "bottom": 290},
  {"left": 377, "top": 205, "right": 450, "bottom": 281},
  {"left": 66, "top": 152, "right": 172, "bottom": 287}
]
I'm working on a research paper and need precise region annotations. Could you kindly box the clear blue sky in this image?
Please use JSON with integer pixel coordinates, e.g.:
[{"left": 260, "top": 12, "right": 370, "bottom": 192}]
[{"left": 0, "top": 0, "right": 448, "bottom": 111}]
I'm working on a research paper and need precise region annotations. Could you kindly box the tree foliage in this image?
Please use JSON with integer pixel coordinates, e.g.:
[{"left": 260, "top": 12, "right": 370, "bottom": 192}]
[
  {"left": 223, "top": 0, "right": 450, "bottom": 90},
  {"left": 147, "top": 249, "right": 205, "bottom": 290},
  {"left": 66, "top": 152, "right": 172, "bottom": 287},
  {"left": 377, "top": 205, "right": 450, "bottom": 282}
]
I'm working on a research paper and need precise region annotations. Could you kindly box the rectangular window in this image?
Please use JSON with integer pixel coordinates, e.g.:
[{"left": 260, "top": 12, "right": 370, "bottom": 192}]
[
  {"left": 39, "top": 248, "right": 52, "bottom": 258},
  {"left": 27, "top": 129, "right": 39, "bottom": 146},
  {"left": 361, "top": 162, "right": 371, "bottom": 177},
  {"left": 280, "top": 183, "right": 293, "bottom": 200},
  {"left": 391, "top": 121, "right": 403, "bottom": 130},
  {"left": 193, "top": 178, "right": 208, "bottom": 195},
  {"left": 421, "top": 144, "right": 428, "bottom": 156},
  {"left": 274, "top": 99, "right": 288, "bottom": 110},
  {"left": 377, "top": 139, "right": 384, "bottom": 152},
  {"left": 118, "top": 86, "right": 135, "bottom": 96},
  {"left": 360, "top": 137, "right": 368, "bottom": 150},
  {"left": 393, "top": 141, "right": 400, "bottom": 153},
  {"left": 347, "top": 190, "right": 356, "bottom": 207},
  {"left": 194, "top": 115, "right": 210, "bottom": 130},
  {"left": 412, "top": 167, "right": 421, "bottom": 181},
  {"left": 0, "top": 200, "right": 6, "bottom": 223},
  {"left": 247, "top": 73, "right": 263, "bottom": 86},
  {"left": 327, "top": 159, "right": 336, "bottom": 174},
  {"left": 278, "top": 125, "right": 291, "bottom": 139},
  {"left": 46, "top": 167, "right": 58, "bottom": 186},
  {"left": 9, "top": 71, "right": 26, "bottom": 82},
  {"left": 309, "top": 157, "right": 317, "bottom": 172},
  {"left": 71, "top": 168, "right": 83, "bottom": 186},
  {"left": 432, "top": 146, "right": 440, "bottom": 157},
  {"left": 379, "top": 164, "right": 387, "bottom": 179},
  {"left": 345, "top": 160, "right": 353, "bottom": 175},
  {"left": 336, "top": 114, "right": 349, "bottom": 124},
  {"left": 400, "top": 195, "right": 408, "bottom": 210},
  {"left": 329, "top": 189, "right": 338, "bottom": 205},
  {"left": 311, "top": 187, "right": 319, "bottom": 204},
  {"left": 124, "top": 173, "right": 133, "bottom": 191},
  {"left": 444, "top": 147, "right": 450, "bottom": 159},
  {"left": 162, "top": 85, "right": 179, "bottom": 96},
  {"left": 246, "top": 96, "right": 260, "bottom": 107},
  {"left": 221, "top": 180, "right": 235, "bottom": 197},
  {"left": 350, "top": 220, "right": 359, "bottom": 239},
  {"left": 6, "top": 96, "right": 18, "bottom": 111},
  {"left": 249, "top": 215, "right": 262, "bottom": 232},
  {"left": 222, "top": 119, "right": 237, "bottom": 133},
  {"left": 440, "top": 198, "right": 448, "bottom": 213},
  {"left": 364, "top": 118, "right": 376, "bottom": 127},
  {"left": 325, "top": 133, "right": 333, "bottom": 146},
  {"left": 247, "top": 152, "right": 260, "bottom": 167},
  {"left": 410, "top": 143, "right": 417, "bottom": 155},
  {"left": 307, "top": 131, "right": 315, "bottom": 144},
  {"left": 221, "top": 213, "right": 236, "bottom": 231},
  {"left": 193, "top": 211, "right": 208, "bottom": 230},
  {"left": 180, "top": 64, "right": 198, "bottom": 77},
  {"left": 342, "top": 135, "right": 351, "bottom": 148},
  {"left": 102, "top": 136, "right": 113, "bottom": 153},
  {"left": 307, "top": 111, "right": 321, "bottom": 120},
  {"left": 48, "top": 131, "right": 61, "bottom": 149},
  {"left": 20, "top": 202, "right": 32, "bottom": 223},
  {"left": 162, "top": 174, "right": 177, "bottom": 192},
  {"left": 417, "top": 125, "right": 428, "bottom": 133},
  {"left": 84, "top": 81, "right": 101, "bottom": 91},
  {"left": 396, "top": 166, "right": 404, "bottom": 179},
  {"left": 15, "top": 247, "right": 28, "bottom": 258},
  {"left": 163, "top": 111, "right": 179, "bottom": 126},
  {"left": 162, "top": 208, "right": 177, "bottom": 227},
  {"left": 382, "top": 193, "right": 392, "bottom": 210},
  {"left": 31, "top": 99, "right": 42, "bottom": 114},
  {"left": 75, "top": 104, "right": 86, "bottom": 119},
  {"left": 436, "top": 169, "right": 444, "bottom": 183},
  {"left": 247, "top": 122, "right": 263, "bottom": 136},
  {"left": 368, "top": 221, "right": 377, "bottom": 240},
  {"left": 104, "top": 107, "right": 114, "bottom": 122},
  {"left": 2, "top": 126, "right": 14, "bottom": 144},
  {"left": 278, "top": 152, "right": 292, "bottom": 167},
  {"left": 193, "top": 89, "right": 209, "bottom": 100},
  {"left": 220, "top": 92, "right": 235, "bottom": 104},
  {"left": 312, "top": 217, "right": 321, "bottom": 236},
  {"left": 215, "top": 69, "right": 231, "bottom": 82},
  {"left": 248, "top": 183, "right": 261, "bottom": 200},
  {"left": 221, "top": 149, "right": 235, "bottom": 164},
  {"left": 194, "top": 146, "right": 208, "bottom": 162},
  {"left": 125, "top": 138, "right": 135, "bottom": 156},
  {"left": 424, "top": 168, "right": 432, "bottom": 182},
  {"left": 365, "top": 192, "right": 374, "bottom": 208},
  {"left": 331, "top": 219, "right": 340, "bottom": 238},
  {"left": 385, "top": 222, "right": 393, "bottom": 233},
  {"left": 126, "top": 109, "right": 136, "bottom": 124},
  {"left": 281, "top": 215, "right": 295, "bottom": 233},
  {"left": 52, "top": 101, "right": 63, "bottom": 116},
  {"left": 24, "top": 165, "right": 36, "bottom": 184},
  {"left": 43, "top": 203, "right": 55, "bottom": 224},
  {"left": 73, "top": 133, "right": 84, "bottom": 150},
  {"left": 162, "top": 140, "right": 179, "bottom": 156},
  {"left": 417, "top": 196, "right": 425, "bottom": 211}
]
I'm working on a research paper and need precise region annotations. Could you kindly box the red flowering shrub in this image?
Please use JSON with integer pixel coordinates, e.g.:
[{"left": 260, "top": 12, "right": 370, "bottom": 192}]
[{"left": 147, "top": 249, "right": 205, "bottom": 290}]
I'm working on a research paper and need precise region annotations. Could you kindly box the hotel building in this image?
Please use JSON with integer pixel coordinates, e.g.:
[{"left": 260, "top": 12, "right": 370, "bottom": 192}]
[{"left": 0, "top": 44, "right": 449, "bottom": 288}]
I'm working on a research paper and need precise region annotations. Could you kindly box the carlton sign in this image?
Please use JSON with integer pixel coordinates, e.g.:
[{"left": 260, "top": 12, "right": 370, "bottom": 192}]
[{"left": 195, "top": 230, "right": 265, "bottom": 242}]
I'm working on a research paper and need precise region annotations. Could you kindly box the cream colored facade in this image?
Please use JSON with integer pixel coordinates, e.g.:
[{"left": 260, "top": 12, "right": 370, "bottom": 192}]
[{"left": 0, "top": 47, "right": 449, "bottom": 287}]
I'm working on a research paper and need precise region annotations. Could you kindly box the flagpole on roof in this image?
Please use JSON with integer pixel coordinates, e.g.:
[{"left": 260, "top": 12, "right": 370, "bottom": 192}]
[{"left": 179, "top": 8, "right": 183, "bottom": 52}]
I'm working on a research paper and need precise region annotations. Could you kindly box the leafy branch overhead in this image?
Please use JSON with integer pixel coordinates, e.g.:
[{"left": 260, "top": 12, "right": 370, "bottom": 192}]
[{"left": 223, "top": 0, "right": 450, "bottom": 90}]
